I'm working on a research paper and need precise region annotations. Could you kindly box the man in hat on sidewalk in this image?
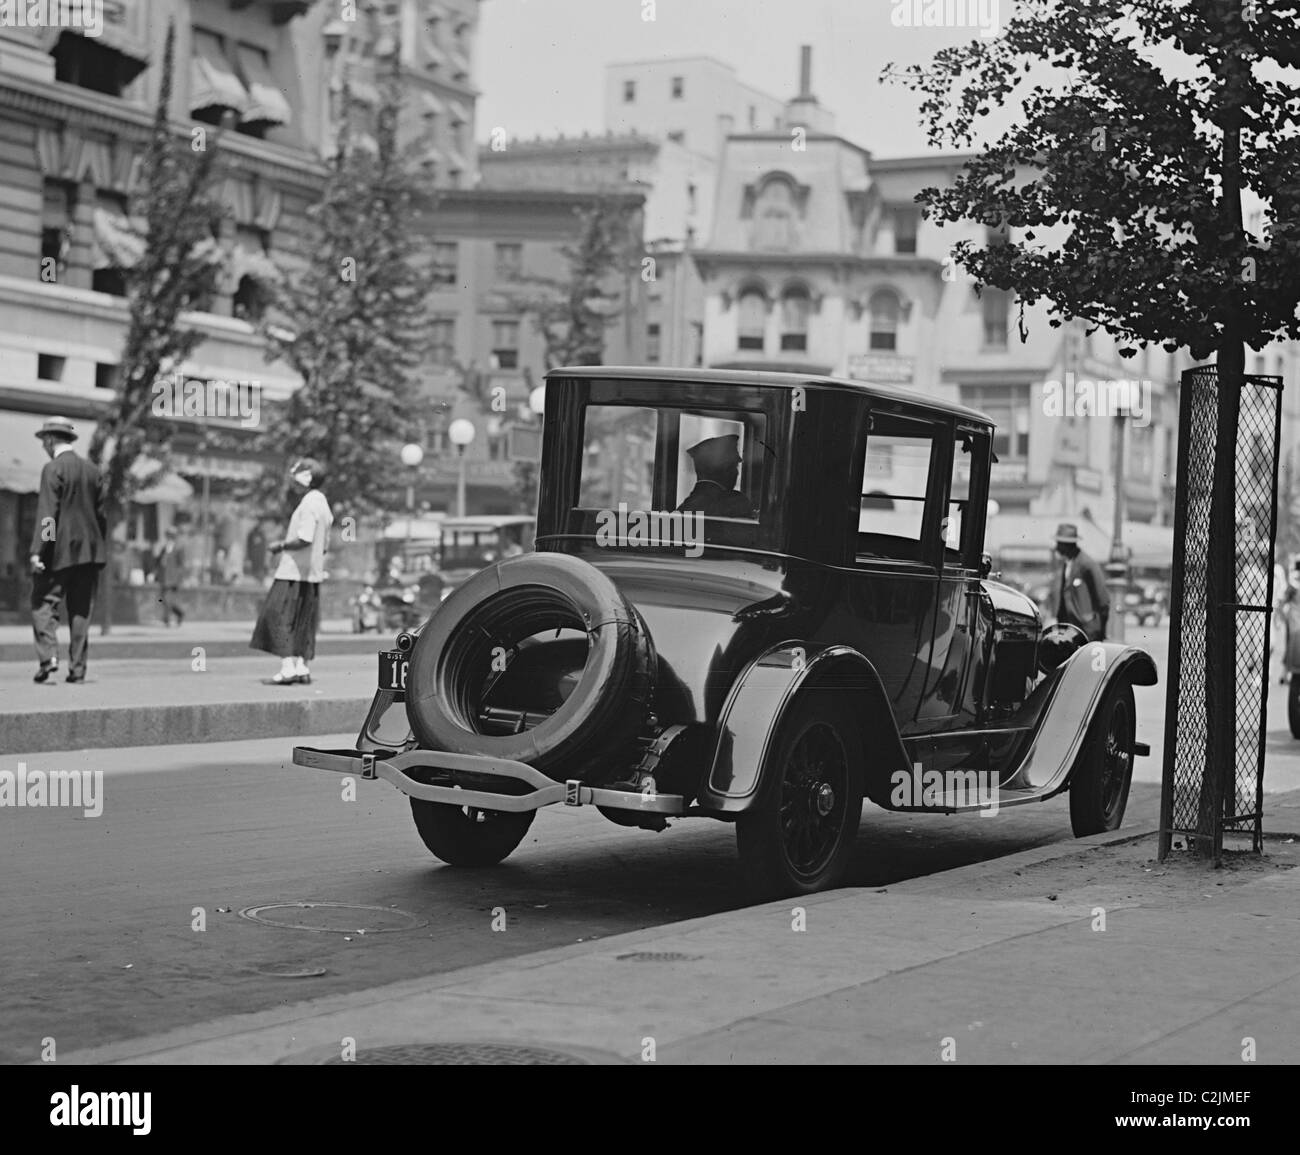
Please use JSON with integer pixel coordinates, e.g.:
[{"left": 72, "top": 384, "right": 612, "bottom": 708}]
[
  {"left": 1050, "top": 522, "right": 1110, "bottom": 641},
  {"left": 676, "top": 434, "right": 755, "bottom": 519},
  {"left": 28, "top": 417, "right": 107, "bottom": 683}
]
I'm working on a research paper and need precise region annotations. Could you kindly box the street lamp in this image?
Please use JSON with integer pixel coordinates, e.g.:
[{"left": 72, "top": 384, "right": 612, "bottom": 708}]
[
  {"left": 400, "top": 442, "right": 423, "bottom": 567},
  {"left": 448, "top": 418, "right": 475, "bottom": 518},
  {"left": 1106, "top": 413, "right": 1128, "bottom": 642}
]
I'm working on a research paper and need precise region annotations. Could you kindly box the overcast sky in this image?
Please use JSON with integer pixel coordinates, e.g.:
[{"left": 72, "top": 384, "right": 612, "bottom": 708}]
[{"left": 475, "top": 0, "right": 986, "bottom": 158}]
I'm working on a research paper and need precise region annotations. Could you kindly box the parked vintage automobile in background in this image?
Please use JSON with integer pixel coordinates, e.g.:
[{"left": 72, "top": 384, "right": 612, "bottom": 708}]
[{"left": 295, "top": 367, "right": 1157, "bottom": 898}]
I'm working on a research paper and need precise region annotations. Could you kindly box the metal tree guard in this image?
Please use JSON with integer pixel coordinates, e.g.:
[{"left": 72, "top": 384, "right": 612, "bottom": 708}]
[{"left": 1159, "top": 367, "right": 1283, "bottom": 861}]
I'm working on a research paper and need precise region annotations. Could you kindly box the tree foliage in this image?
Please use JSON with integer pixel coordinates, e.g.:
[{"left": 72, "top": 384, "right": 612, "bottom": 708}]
[
  {"left": 87, "top": 22, "right": 226, "bottom": 522},
  {"left": 886, "top": 0, "right": 1300, "bottom": 367},
  {"left": 255, "top": 66, "right": 437, "bottom": 518}
]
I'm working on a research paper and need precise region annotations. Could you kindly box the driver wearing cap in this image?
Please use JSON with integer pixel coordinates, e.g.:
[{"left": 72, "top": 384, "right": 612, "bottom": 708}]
[{"left": 676, "top": 434, "right": 755, "bottom": 519}]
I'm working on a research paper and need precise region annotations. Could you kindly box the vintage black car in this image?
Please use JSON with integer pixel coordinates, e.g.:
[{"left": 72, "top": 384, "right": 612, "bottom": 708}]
[{"left": 294, "top": 367, "right": 1157, "bottom": 897}]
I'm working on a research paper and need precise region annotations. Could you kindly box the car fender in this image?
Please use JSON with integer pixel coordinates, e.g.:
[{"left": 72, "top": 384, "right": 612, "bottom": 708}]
[
  {"left": 1006, "top": 642, "right": 1158, "bottom": 795},
  {"left": 695, "top": 642, "right": 911, "bottom": 814}
]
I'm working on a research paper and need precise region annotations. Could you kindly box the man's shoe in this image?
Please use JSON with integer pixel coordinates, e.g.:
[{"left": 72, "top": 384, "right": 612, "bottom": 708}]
[
  {"left": 65, "top": 673, "right": 85, "bottom": 684},
  {"left": 33, "top": 662, "right": 57, "bottom": 683}
]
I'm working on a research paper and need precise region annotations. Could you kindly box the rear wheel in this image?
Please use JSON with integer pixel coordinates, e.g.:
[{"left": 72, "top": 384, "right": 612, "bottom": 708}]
[
  {"left": 1288, "top": 679, "right": 1300, "bottom": 739},
  {"left": 736, "top": 697, "right": 863, "bottom": 899},
  {"left": 410, "top": 797, "right": 535, "bottom": 866},
  {"left": 1069, "top": 681, "right": 1136, "bottom": 836}
]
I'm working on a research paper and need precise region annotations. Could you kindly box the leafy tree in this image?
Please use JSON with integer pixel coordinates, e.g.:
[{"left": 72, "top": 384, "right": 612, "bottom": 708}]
[
  {"left": 887, "top": 0, "right": 1300, "bottom": 857},
  {"left": 85, "top": 22, "right": 227, "bottom": 629},
  {"left": 255, "top": 64, "right": 437, "bottom": 519}
]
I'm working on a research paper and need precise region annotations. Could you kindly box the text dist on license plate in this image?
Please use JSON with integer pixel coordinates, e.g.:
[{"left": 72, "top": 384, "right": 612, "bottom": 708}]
[{"left": 379, "top": 650, "right": 409, "bottom": 692}]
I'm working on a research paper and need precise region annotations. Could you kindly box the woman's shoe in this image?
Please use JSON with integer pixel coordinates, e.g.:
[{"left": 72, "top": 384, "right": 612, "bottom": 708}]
[
  {"left": 270, "top": 671, "right": 299, "bottom": 685},
  {"left": 297, "top": 673, "right": 312, "bottom": 685}
]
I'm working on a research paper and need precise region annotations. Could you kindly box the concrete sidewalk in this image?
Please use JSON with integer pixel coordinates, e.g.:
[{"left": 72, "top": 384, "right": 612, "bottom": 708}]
[
  {"left": 0, "top": 619, "right": 381, "bottom": 663},
  {"left": 0, "top": 653, "right": 378, "bottom": 752},
  {"left": 58, "top": 801, "right": 1300, "bottom": 1066}
]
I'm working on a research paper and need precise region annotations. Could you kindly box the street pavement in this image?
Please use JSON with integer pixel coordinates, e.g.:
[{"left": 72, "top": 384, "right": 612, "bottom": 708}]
[{"left": 3, "top": 618, "right": 1300, "bottom": 1064}]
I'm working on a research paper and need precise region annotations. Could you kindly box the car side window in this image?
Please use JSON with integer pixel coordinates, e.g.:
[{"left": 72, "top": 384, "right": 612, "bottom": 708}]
[
  {"left": 945, "top": 433, "right": 973, "bottom": 566},
  {"left": 858, "top": 417, "right": 939, "bottom": 563}
]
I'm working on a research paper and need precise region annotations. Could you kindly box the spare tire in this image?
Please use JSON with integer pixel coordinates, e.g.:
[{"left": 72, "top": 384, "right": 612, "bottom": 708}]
[{"left": 404, "top": 552, "right": 655, "bottom": 782}]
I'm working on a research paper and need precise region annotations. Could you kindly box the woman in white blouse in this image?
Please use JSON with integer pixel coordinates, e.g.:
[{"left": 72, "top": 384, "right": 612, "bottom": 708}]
[{"left": 250, "top": 458, "right": 334, "bottom": 685}]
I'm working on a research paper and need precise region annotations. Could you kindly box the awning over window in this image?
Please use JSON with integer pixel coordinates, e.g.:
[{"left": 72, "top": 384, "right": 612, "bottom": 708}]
[
  {"left": 191, "top": 32, "right": 249, "bottom": 116},
  {"left": 236, "top": 45, "right": 292, "bottom": 128},
  {"left": 35, "top": 2, "right": 150, "bottom": 84},
  {"left": 92, "top": 208, "right": 147, "bottom": 270},
  {"left": 227, "top": 245, "right": 282, "bottom": 287}
]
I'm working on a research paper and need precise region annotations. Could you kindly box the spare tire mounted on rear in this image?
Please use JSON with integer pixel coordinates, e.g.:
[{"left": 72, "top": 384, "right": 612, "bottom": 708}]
[{"left": 404, "top": 553, "right": 655, "bottom": 782}]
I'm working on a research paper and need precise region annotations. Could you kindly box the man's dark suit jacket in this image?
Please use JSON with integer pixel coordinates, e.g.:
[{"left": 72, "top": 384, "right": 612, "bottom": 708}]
[
  {"left": 1051, "top": 548, "right": 1110, "bottom": 640},
  {"left": 677, "top": 481, "right": 755, "bottom": 519},
  {"left": 29, "top": 450, "right": 108, "bottom": 571}
]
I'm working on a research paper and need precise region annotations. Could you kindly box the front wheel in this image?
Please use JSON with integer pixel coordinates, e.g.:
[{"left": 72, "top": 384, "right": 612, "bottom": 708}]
[
  {"left": 410, "top": 797, "right": 535, "bottom": 866},
  {"left": 1069, "top": 681, "right": 1136, "bottom": 836},
  {"left": 736, "top": 697, "right": 863, "bottom": 899}
]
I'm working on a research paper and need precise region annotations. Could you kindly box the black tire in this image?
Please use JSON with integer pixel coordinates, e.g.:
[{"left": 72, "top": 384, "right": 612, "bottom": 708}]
[
  {"left": 735, "top": 696, "right": 864, "bottom": 899},
  {"left": 1069, "top": 681, "right": 1136, "bottom": 836},
  {"left": 404, "top": 553, "right": 655, "bottom": 782},
  {"left": 1288, "top": 678, "right": 1300, "bottom": 739},
  {"left": 410, "top": 797, "right": 535, "bottom": 866}
]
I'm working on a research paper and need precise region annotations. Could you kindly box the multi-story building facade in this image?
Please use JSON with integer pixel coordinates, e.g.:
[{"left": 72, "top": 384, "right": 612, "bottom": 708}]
[{"left": 0, "top": 0, "right": 482, "bottom": 618}]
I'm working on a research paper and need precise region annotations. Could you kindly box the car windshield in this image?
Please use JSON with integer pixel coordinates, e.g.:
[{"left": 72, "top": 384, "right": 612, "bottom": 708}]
[{"left": 578, "top": 403, "right": 769, "bottom": 524}]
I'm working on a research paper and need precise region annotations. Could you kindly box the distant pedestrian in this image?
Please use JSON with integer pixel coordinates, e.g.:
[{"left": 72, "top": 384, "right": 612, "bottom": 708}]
[
  {"left": 152, "top": 527, "right": 185, "bottom": 627},
  {"left": 250, "top": 458, "right": 333, "bottom": 685},
  {"left": 1050, "top": 523, "right": 1110, "bottom": 641},
  {"left": 246, "top": 523, "right": 268, "bottom": 581},
  {"left": 28, "top": 416, "right": 107, "bottom": 684}
]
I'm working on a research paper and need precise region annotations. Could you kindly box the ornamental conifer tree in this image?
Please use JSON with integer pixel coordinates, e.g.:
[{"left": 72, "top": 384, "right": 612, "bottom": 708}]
[
  {"left": 255, "top": 61, "right": 437, "bottom": 518},
  {"left": 887, "top": 0, "right": 1300, "bottom": 857}
]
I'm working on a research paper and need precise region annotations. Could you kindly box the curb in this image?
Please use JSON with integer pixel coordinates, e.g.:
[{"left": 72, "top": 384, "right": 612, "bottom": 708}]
[
  {"left": 0, "top": 635, "right": 384, "bottom": 664},
  {"left": 3, "top": 697, "right": 369, "bottom": 754}
]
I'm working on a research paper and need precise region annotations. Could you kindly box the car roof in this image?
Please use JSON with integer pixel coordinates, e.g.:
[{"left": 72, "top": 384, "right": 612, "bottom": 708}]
[{"left": 547, "top": 365, "right": 994, "bottom": 427}]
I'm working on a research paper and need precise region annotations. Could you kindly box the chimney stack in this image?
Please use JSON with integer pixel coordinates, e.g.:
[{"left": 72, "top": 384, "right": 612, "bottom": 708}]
[{"left": 799, "top": 45, "right": 812, "bottom": 99}]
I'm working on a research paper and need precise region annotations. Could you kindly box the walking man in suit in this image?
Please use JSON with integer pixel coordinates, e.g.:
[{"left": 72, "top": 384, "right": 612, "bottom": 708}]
[
  {"left": 152, "top": 526, "right": 185, "bottom": 627},
  {"left": 28, "top": 416, "right": 107, "bottom": 683},
  {"left": 1050, "top": 522, "right": 1110, "bottom": 642}
]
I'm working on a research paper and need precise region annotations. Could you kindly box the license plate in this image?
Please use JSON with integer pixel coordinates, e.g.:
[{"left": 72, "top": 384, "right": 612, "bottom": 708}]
[{"left": 378, "top": 650, "right": 409, "bottom": 693}]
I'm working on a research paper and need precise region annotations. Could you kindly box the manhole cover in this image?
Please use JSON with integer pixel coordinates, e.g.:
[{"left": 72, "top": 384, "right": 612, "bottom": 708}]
[
  {"left": 317, "top": 1043, "right": 594, "bottom": 1065},
  {"left": 238, "top": 903, "right": 427, "bottom": 934},
  {"left": 614, "top": 951, "right": 701, "bottom": 962},
  {"left": 252, "top": 962, "right": 328, "bottom": 978}
]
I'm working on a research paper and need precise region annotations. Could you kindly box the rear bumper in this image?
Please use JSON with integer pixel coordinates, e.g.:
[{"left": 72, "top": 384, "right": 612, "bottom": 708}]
[{"left": 292, "top": 745, "right": 689, "bottom": 815}]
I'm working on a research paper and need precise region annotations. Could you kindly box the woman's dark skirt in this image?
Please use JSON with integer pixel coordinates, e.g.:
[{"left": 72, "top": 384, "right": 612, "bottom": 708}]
[{"left": 250, "top": 579, "right": 321, "bottom": 659}]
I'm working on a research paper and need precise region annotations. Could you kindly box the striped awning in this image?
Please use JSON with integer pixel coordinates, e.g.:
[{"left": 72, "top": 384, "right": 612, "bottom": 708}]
[
  {"left": 32, "top": 2, "right": 150, "bottom": 83},
  {"left": 236, "top": 45, "right": 291, "bottom": 127},
  {"left": 191, "top": 31, "right": 249, "bottom": 116}
]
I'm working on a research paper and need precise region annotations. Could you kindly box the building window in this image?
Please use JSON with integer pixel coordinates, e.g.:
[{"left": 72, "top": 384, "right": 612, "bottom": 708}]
[
  {"left": 671, "top": 76, "right": 684, "bottom": 99},
  {"left": 492, "top": 319, "right": 520, "bottom": 369},
  {"left": 961, "top": 384, "right": 1030, "bottom": 460},
  {"left": 623, "top": 80, "right": 636, "bottom": 103},
  {"left": 96, "top": 363, "right": 120, "bottom": 392},
  {"left": 646, "top": 322, "right": 661, "bottom": 363},
  {"left": 752, "top": 177, "right": 797, "bottom": 251},
  {"left": 893, "top": 208, "right": 919, "bottom": 255},
  {"left": 432, "top": 241, "right": 458, "bottom": 287},
  {"left": 737, "top": 289, "right": 767, "bottom": 351},
  {"left": 430, "top": 317, "right": 455, "bottom": 366},
  {"left": 38, "top": 354, "right": 65, "bottom": 382},
  {"left": 51, "top": 30, "right": 143, "bottom": 97},
  {"left": 868, "top": 289, "right": 901, "bottom": 351},
  {"left": 691, "top": 321, "right": 703, "bottom": 366},
  {"left": 981, "top": 286, "right": 1010, "bottom": 349},
  {"left": 780, "top": 285, "right": 811, "bottom": 352},
  {"left": 40, "top": 180, "right": 74, "bottom": 283},
  {"left": 494, "top": 242, "right": 522, "bottom": 279},
  {"left": 232, "top": 278, "right": 268, "bottom": 322},
  {"left": 91, "top": 191, "right": 130, "bottom": 297},
  {"left": 190, "top": 28, "right": 247, "bottom": 127}
]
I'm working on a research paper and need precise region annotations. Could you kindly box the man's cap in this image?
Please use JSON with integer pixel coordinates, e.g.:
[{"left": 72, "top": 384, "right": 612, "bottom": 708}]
[
  {"left": 35, "top": 416, "right": 77, "bottom": 442},
  {"left": 1054, "top": 523, "right": 1081, "bottom": 544},
  {"left": 686, "top": 434, "right": 741, "bottom": 471}
]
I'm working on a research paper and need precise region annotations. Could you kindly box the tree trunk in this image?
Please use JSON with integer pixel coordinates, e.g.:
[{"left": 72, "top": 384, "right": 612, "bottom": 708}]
[{"left": 99, "top": 511, "right": 116, "bottom": 636}]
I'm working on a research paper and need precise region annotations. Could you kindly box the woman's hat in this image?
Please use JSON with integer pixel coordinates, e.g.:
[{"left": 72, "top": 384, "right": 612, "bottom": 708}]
[{"left": 35, "top": 416, "right": 78, "bottom": 441}]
